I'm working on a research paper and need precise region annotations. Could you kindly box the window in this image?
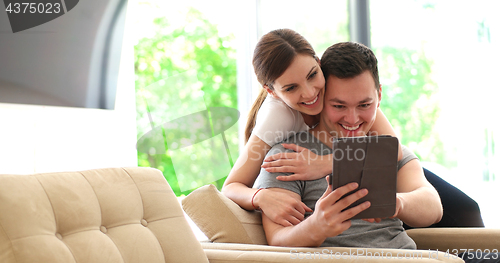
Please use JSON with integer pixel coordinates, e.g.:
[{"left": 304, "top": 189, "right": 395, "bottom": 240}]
[
  {"left": 371, "top": 0, "right": 500, "bottom": 227},
  {"left": 258, "top": 0, "right": 349, "bottom": 57},
  {"left": 133, "top": 1, "right": 240, "bottom": 195}
]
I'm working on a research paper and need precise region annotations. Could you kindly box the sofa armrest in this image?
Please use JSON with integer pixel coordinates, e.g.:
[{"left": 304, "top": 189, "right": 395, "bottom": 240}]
[
  {"left": 407, "top": 228, "right": 500, "bottom": 252},
  {"left": 201, "top": 242, "right": 463, "bottom": 262}
]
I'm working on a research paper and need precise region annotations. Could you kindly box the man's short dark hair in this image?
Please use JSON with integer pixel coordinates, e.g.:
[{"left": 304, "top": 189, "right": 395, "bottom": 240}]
[{"left": 320, "top": 42, "right": 380, "bottom": 90}]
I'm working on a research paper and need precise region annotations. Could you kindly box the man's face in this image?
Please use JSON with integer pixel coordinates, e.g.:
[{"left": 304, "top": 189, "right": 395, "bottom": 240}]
[{"left": 321, "top": 70, "right": 381, "bottom": 138}]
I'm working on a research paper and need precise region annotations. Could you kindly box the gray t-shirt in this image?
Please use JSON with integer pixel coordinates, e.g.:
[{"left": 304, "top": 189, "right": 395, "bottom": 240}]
[{"left": 255, "top": 131, "right": 418, "bottom": 249}]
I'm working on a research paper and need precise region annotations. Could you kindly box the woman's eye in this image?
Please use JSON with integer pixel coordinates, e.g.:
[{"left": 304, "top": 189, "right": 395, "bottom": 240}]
[
  {"left": 308, "top": 71, "right": 318, "bottom": 79},
  {"left": 332, "top": 105, "right": 344, "bottom": 109},
  {"left": 285, "top": 86, "right": 296, "bottom": 92}
]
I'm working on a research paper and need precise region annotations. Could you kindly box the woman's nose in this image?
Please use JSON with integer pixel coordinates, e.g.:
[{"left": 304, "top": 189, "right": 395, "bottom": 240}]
[{"left": 303, "top": 84, "right": 316, "bottom": 98}]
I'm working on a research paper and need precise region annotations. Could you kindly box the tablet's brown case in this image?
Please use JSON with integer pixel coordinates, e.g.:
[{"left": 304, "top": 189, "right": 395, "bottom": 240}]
[{"left": 329, "top": 135, "right": 399, "bottom": 219}]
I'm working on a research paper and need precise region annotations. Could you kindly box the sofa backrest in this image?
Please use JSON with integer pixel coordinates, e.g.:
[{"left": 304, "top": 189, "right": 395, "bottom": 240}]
[{"left": 0, "top": 167, "right": 208, "bottom": 263}]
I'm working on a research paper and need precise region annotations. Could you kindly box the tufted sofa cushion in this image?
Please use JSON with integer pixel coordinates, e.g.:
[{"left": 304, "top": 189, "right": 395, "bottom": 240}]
[
  {"left": 0, "top": 167, "right": 208, "bottom": 263},
  {"left": 182, "top": 184, "right": 267, "bottom": 245}
]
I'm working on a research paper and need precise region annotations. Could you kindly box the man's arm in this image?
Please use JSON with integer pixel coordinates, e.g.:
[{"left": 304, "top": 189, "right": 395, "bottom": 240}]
[
  {"left": 394, "top": 159, "right": 443, "bottom": 227},
  {"left": 262, "top": 181, "right": 370, "bottom": 247}
]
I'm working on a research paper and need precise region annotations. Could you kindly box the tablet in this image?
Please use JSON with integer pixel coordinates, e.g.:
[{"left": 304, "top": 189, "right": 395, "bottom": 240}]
[{"left": 329, "top": 135, "right": 399, "bottom": 219}]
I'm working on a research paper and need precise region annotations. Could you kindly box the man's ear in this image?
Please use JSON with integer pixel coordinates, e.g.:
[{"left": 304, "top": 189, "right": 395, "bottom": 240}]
[
  {"left": 264, "top": 85, "right": 280, "bottom": 99},
  {"left": 377, "top": 84, "right": 382, "bottom": 107}
]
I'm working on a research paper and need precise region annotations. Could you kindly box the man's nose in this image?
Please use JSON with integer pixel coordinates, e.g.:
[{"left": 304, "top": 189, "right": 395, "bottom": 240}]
[{"left": 344, "top": 108, "right": 359, "bottom": 124}]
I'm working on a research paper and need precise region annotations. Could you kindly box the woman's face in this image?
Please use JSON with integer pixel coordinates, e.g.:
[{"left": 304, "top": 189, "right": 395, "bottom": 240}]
[{"left": 265, "top": 54, "right": 325, "bottom": 116}]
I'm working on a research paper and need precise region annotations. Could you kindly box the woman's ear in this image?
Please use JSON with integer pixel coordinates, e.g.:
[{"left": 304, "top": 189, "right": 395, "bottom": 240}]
[
  {"left": 264, "top": 85, "right": 280, "bottom": 99},
  {"left": 315, "top": 56, "right": 321, "bottom": 66}
]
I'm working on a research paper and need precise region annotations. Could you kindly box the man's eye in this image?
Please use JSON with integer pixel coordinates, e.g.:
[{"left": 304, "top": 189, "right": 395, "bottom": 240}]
[
  {"left": 359, "top": 103, "right": 371, "bottom": 108},
  {"left": 332, "top": 105, "right": 344, "bottom": 109}
]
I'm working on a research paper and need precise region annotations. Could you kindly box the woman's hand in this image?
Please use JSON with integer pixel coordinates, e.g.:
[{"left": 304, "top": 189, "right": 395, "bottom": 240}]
[
  {"left": 261, "top": 143, "right": 332, "bottom": 181},
  {"left": 254, "top": 188, "right": 313, "bottom": 226}
]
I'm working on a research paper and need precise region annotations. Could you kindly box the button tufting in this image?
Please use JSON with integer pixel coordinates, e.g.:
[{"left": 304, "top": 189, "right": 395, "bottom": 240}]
[
  {"left": 55, "top": 233, "right": 63, "bottom": 240},
  {"left": 100, "top": 226, "right": 107, "bottom": 233},
  {"left": 141, "top": 219, "right": 148, "bottom": 227}
]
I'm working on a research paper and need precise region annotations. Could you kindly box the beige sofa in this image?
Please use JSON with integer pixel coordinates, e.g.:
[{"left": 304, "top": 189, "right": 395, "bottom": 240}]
[
  {"left": 182, "top": 184, "right": 500, "bottom": 263},
  {"left": 0, "top": 167, "right": 498, "bottom": 263}
]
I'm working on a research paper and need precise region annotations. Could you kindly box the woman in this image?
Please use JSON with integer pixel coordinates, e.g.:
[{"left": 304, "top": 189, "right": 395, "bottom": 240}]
[{"left": 222, "top": 29, "right": 401, "bottom": 226}]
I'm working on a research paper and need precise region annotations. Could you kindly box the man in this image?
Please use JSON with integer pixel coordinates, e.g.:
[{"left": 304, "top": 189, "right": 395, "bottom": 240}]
[{"left": 254, "top": 42, "right": 443, "bottom": 249}]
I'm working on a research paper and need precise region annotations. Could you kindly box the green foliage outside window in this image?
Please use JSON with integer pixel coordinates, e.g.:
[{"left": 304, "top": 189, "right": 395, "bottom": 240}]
[
  {"left": 134, "top": 8, "right": 238, "bottom": 196},
  {"left": 375, "top": 47, "right": 446, "bottom": 166}
]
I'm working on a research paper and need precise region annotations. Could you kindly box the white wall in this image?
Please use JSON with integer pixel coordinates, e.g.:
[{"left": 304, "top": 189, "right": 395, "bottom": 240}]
[
  {"left": 0, "top": 0, "right": 125, "bottom": 109},
  {"left": 0, "top": 4, "right": 137, "bottom": 175}
]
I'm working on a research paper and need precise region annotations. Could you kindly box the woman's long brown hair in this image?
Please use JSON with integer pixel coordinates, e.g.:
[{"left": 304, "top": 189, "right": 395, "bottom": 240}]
[{"left": 244, "top": 29, "right": 316, "bottom": 143}]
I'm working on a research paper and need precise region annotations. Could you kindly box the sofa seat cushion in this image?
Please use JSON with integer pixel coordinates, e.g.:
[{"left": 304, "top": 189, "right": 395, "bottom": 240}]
[
  {"left": 0, "top": 167, "right": 208, "bottom": 263},
  {"left": 182, "top": 184, "right": 267, "bottom": 245}
]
